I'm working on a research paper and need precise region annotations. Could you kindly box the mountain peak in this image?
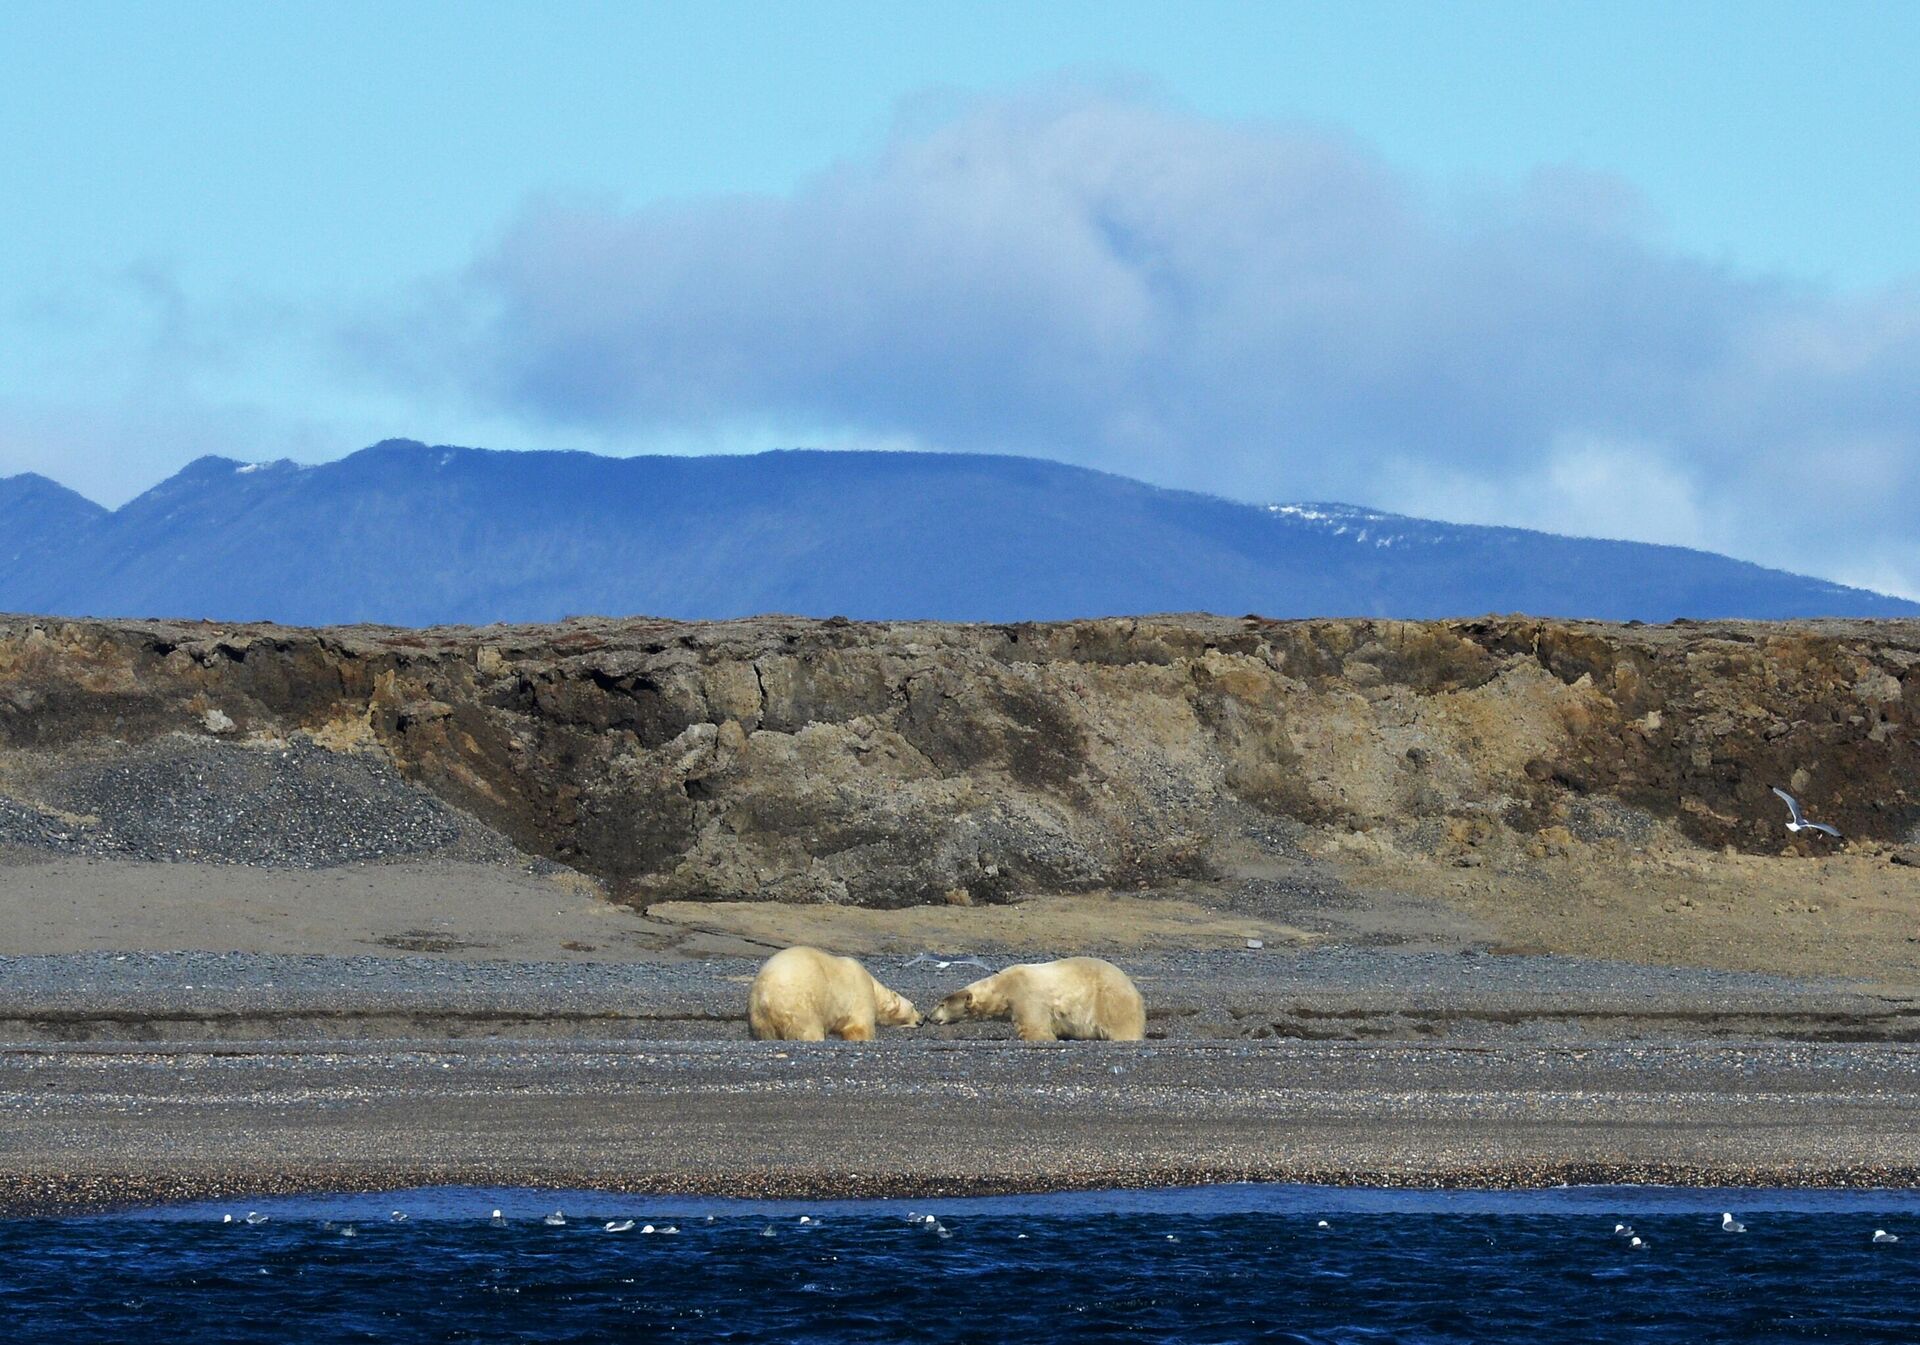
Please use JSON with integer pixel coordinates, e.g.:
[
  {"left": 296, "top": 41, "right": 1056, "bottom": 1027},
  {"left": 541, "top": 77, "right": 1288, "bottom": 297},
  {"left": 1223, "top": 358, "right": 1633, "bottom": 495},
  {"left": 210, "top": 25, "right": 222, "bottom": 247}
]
[
  {"left": 361, "top": 438, "right": 435, "bottom": 456},
  {"left": 0, "top": 471, "right": 108, "bottom": 576},
  {"left": 0, "top": 471, "right": 107, "bottom": 523},
  {"left": 0, "top": 470, "right": 104, "bottom": 507},
  {"left": 176, "top": 454, "right": 249, "bottom": 475}
]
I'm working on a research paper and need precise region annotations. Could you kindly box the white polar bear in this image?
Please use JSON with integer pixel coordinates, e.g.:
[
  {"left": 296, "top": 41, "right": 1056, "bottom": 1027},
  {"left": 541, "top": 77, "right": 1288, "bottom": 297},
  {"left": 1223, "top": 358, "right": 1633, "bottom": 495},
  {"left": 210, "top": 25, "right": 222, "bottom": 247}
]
[
  {"left": 747, "top": 946, "right": 920, "bottom": 1041},
  {"left": 925, "top": 957, "right": 1145, "bottom": 1041}
]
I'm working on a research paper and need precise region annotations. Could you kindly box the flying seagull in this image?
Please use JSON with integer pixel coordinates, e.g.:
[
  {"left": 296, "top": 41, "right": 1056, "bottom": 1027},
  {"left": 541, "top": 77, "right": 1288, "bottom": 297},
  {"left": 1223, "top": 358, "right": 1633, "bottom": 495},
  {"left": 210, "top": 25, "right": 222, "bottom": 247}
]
[
  {"left": 905, "top": 953, "right": 991, "bottom": 971},
  {"left": 1772, "top": 788, "right": 1841, "bottom": 839}
]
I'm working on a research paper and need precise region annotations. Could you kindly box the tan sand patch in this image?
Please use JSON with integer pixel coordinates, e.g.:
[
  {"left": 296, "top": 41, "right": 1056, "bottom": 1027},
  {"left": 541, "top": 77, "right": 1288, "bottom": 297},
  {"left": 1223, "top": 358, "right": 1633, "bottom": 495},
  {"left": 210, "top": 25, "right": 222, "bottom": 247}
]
[
  {"left": 1316, "top": 827, "right": 1920, "bottom": 984},
  {"left": 645, "top": 891, "right": 1319, "bottom": 956}
]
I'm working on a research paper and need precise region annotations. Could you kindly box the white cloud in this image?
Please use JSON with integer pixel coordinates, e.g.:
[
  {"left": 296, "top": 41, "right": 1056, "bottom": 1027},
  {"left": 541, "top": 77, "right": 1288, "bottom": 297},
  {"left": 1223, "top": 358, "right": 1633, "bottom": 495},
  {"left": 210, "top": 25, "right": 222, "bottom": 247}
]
[
  {"left": 378, "top": 84, "right": 1919, "bottom": 595},
  {"left": 1379, "top": 433, "right": 1712, "bottom": 552}
]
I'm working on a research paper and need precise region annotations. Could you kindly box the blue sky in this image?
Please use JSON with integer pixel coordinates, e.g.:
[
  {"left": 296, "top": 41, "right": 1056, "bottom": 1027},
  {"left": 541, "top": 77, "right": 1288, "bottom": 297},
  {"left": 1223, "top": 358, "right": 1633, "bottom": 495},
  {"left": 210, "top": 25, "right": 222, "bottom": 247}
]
[{"left": 2, "top": 1, "right": 1918, "bottom": 594}]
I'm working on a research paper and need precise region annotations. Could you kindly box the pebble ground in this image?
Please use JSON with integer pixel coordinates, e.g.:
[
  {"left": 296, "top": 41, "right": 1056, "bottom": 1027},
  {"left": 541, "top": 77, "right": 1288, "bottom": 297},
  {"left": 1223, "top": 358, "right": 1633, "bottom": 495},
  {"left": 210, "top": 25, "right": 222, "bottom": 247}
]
[{"left": 6, "top": 1037, "right": 1920, "bottom": 1215}]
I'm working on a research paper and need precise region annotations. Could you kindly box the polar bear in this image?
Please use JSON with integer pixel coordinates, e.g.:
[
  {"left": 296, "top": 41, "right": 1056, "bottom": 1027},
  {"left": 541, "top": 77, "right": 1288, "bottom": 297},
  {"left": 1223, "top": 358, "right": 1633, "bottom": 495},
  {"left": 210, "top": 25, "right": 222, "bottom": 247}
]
[
  {"left": 747, "top": 946, "right": 921, "bottom": 1041},
  {"left": 926, "top": 957, "right": 1146, "bottom": 1041}
]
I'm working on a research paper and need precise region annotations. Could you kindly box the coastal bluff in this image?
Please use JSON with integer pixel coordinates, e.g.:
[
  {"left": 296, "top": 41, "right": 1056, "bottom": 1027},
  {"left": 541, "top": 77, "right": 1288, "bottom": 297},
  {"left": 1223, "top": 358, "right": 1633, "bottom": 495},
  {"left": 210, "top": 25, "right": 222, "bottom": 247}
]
[{"left": 1, "top": 613, "right": 1915, "bottom": 908}]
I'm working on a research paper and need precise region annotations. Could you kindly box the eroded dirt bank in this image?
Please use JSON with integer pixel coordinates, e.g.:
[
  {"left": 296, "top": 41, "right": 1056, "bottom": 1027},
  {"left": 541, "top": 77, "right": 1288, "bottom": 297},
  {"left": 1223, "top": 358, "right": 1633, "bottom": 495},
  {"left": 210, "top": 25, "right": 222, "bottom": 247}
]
[{"left": 1, "top": 612, "right": 1916, "bottom": 976}]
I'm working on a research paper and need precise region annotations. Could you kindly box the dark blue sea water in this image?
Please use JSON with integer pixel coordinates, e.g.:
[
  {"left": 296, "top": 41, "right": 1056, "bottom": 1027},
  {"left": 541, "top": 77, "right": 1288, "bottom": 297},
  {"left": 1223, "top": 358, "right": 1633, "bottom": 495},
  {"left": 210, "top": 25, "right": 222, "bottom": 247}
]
[{"left": 5, "top": 1185, "right": 1920, "bottom": 1343}]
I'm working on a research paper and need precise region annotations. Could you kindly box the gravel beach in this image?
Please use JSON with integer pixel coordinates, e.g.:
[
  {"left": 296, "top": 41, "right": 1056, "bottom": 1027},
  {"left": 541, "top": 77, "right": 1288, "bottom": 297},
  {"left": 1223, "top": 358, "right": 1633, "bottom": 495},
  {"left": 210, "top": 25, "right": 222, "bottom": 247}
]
[
  {"left": 0, "top": 948, "right": 1909, "bottom": 1044},
  {"left": 8, "top": 1037, "right": 1920, "bottom": 1216},
  {"left": 3, "top": 945, "right": 1920, "bottom": 1215}
]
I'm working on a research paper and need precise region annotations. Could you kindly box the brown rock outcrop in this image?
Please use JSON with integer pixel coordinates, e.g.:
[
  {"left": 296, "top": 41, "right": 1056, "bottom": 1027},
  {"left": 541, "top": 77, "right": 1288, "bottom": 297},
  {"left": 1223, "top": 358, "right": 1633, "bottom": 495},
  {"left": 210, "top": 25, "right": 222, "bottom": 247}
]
[{"left": 1, "top": 614, "right": 1915, "bottom": 904}]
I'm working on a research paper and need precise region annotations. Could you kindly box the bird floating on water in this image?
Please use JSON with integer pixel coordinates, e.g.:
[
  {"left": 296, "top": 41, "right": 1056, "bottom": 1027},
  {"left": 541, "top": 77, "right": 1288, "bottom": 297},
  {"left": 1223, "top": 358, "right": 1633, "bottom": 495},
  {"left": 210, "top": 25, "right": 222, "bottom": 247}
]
[
  {"left": 543, "top": 1211, "right": 567, "bottom": 1226},
  {"left": 243, "top": 1212, "right": 269, "bottom": 1225},
  {"left": 605, "top": 1220, "right": 635, "bottom": 1233},
  {"left": 1721, "top": 1213, "right": 1747, "bottom": 1233},
  {"left": 490, "top": 1209, "right": 507, "bottom": 1228},
  {"left": 1874, "top": 1229, "right": 1900, "bottom": 1244},
  {"left": 641, "top": 1224, "right": 655, "bottom": 1233},
  {"left": 340, "top": 1226, "right": 357, "bottom": 1238},
  {"left": 389, "top": 1210, "right": 408, "bottom": 1223},
  {"left": 1772, "top": 787, "right": 1841, "bottom": 839},
  {"left": 1629, "top": 1236, "right": 1647, "bottom": 1249},
  {"left": 1316, "top": 1220, "right": 1330, "bottom": 1230}
]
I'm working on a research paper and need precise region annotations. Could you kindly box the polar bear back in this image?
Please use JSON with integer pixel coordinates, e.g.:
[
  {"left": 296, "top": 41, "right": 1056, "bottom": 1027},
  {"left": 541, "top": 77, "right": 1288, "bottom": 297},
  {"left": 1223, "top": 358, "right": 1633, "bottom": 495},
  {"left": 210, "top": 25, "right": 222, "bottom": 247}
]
[
  {"left": 747, "top": 946, "right": 917, "bottom": 1041},
  {"left": 943, "top": 956, "right": 1145, "bottom": 1041},
  {"left": 1017, "top": 957, "right": 1146, "bottom": 1041}
]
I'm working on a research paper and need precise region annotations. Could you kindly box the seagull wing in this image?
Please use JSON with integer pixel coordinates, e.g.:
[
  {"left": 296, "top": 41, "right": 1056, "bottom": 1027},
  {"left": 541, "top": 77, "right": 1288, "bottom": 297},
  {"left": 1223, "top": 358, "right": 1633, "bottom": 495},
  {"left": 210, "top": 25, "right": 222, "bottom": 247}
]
[
  {"left": 1808, "top": 821, "right": 1843, "bottom": 838},
  {"left": 903, "top": 953, "right": 934, "bottom": 967},
  {"left": 1772, "top": 787, "right": 1807, "bottom": 825},
  {"left": 952, "top": 957, "right": 992, "bottom": 970}
]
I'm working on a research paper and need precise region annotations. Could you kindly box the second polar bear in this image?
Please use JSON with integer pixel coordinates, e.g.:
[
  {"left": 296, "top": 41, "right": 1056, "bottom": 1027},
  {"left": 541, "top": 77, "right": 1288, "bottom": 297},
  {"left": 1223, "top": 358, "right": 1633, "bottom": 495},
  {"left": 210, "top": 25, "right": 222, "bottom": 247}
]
[
  {"left": 747, "top": 946, "right": 921, "bottom": 1041},
  {"left": 926, "top": 957, "right": 1146, "bottom": 1041}
]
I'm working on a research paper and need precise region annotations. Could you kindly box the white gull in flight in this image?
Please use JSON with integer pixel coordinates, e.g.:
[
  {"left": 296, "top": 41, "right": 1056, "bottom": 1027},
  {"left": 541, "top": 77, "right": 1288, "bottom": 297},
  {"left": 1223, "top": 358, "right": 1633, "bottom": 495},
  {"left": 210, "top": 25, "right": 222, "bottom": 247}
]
[{"left": 1772, "top": 787, "right": 1841, "bottom": 839}]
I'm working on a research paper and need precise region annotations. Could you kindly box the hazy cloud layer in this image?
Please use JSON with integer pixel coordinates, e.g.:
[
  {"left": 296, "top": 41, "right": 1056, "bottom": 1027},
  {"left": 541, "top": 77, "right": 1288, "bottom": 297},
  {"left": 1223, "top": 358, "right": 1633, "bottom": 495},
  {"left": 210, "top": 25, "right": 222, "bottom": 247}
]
[{"left": 419, "top": 87, "right": 1920, "bottom": 596}]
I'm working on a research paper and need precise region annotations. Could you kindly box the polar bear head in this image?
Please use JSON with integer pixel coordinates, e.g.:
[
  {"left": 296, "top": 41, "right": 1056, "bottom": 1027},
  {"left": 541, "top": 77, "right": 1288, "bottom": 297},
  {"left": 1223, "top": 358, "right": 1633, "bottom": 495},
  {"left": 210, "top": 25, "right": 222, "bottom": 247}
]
[
  {"left": 874, "top": 982, "right": 922, "bottom": 1027},
  {"left": 926, "top": 976, "right": 1005, "bottom": 1025},
  {"left": 926, "top": 989, "right": 971, "bottom": 1025}
]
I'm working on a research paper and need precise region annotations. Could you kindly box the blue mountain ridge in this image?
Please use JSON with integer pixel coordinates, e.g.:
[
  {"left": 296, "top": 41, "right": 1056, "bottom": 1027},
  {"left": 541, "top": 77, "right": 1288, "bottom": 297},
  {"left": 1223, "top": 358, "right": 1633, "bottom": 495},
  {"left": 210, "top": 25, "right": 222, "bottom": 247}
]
[
  {"left": 0, "top": 472, "right": 107, "bottom": 576},
  {"left": 1, "top": 440, "right": 1911, "bottom": 625}
]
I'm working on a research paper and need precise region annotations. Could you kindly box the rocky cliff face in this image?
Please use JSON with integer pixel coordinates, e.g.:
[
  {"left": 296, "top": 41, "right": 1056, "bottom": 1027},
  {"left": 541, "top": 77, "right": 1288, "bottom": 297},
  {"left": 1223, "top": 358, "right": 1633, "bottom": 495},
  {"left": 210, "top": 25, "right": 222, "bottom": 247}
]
[{"left": 1, "top": 613, "right": 1915, "bottom": 904}]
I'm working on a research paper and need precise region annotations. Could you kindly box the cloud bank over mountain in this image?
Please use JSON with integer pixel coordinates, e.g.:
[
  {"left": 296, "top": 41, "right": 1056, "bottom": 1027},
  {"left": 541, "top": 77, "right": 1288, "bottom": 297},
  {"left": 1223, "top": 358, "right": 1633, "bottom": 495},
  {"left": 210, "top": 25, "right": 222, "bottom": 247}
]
[{"left": 406, "top": 87, "right": 1920, "bottom": 598}]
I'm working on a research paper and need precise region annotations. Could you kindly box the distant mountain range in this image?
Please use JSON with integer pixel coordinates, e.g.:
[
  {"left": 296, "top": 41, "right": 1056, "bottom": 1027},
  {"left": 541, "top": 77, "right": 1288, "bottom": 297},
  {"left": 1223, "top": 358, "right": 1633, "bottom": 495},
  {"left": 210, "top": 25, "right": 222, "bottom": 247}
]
[{"left": 2, "top": 440, "right": 1912, "bottom": 625}]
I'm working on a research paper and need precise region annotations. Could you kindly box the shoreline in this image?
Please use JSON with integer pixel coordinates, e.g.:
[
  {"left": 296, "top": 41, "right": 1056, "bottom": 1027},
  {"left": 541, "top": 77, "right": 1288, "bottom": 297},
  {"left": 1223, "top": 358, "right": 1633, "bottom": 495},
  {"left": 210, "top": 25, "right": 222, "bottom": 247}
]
[{"left": 16, "top": 1163, "right": 1920, "bottom": 1221}]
